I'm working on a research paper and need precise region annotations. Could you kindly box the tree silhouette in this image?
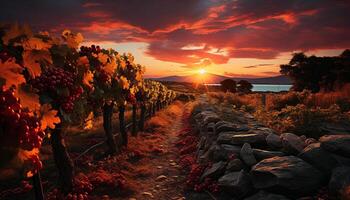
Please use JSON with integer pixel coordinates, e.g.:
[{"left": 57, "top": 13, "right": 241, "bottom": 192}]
[
  {"left": 237, "top": 80, "right": 253, "bottom": 93},
  {"left": 280, "top": 49, "right": 350, "bottom": 92},
  {"left": 220, "top": 79, "right": 236, "bottom": 93}
]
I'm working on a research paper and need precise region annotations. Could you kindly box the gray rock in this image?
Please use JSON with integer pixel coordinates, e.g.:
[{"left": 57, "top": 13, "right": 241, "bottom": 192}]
[
  {"left": 320, "top": 135, "right": 350, "bottom": 157},
  {"left": 226, "top": 159, "right": 244, "bottom": 172},
  {"left": 254, "top": 127, "right": 275, "bottom": 136},
  {"left": 266, "top": 133, "right": 283, "bottom": 149},
  {"left": 206, "top": 144, "right": 241, "bottom": 162},
  {"left": 207, "top": 122, "right": 215, "bottom": 132},
  {"left": 300, "top": 135, "right": 307, "bottom": 141},
  {"left": 216, "top": 124, "right": 238, "bottom": 133},
  {"left": 329, "top": 166, "right": 350, "bottom": 196},
  {"left": 305, "top": 138, "right": 317, "bottom": 145},
  {"left": 215, "top": 121, "right": 230, "bottom": 130},
  {"left": 244, "top": 190, "right": 290, "bottom": 200},
  {"left": 203, "top": 114, "right": 220, "bottom": 125},
  {"left": 253, "top": 149, "right": 284, "bottom": 160},
  {"left": 281, "top": 133, "right": 306, "bottom": 154},
  {"left": 298, "top": 143, "right": 337, "bottom": 175},
  {"left": 331, "top": 154, "right": 350, "bottom": 166},
  {"left": 218, "top": 170, "right": 253, "bottom": 198},
  {"left": 240, "top": 143, "right": 257, "bottom": 166},
  {"left": 197, "top": 136, "right": 206, "bottom": 150},
  {"left": 251, "top": 156, "right": 323, "bottom": 194},
  {"left": 221, "top": 144, "right": 242, "bottom": 155},
  {"left": 217, "top": 133, "right": 266, "bottom": 146},
  {"left": 201, "top": 161, "right": 226, "bottom": 181}
]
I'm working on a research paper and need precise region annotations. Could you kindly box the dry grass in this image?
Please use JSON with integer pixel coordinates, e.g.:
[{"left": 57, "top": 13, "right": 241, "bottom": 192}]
[
  {"left": 145, "top": 101, "right": 183, "bottom": 132},
  {"left": 209, "top": 84, "right": 350, "bottom": 113}
]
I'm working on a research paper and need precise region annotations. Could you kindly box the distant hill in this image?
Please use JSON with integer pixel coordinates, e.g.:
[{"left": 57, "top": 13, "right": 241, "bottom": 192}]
[{"left": 151, "top": 73, "right": 292, "bottom": 85}]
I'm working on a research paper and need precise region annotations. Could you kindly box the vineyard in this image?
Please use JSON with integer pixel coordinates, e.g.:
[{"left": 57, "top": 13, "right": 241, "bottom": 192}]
[
  {"left": 0, "top": 24, "right": 176, "bottom": 199},
  {"left": 1, "top": 25, "right": 350, "bottom": 200}
]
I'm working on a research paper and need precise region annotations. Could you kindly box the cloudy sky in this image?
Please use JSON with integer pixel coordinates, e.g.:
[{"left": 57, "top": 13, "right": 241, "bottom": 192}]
[{"left": 1, "top": 0, "right": 349, "bottom": 77}]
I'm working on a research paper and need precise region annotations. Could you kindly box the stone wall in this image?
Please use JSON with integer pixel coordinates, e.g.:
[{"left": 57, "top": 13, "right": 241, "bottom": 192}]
[{"left": 192, "top": 99, "right": 350, "bottom": 200}]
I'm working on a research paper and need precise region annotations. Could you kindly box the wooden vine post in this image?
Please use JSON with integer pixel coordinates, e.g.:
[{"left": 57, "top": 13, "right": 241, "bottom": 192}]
[
  {"left": 32, "top": 172, "right": 44, "bottom": 200},
  {"left": 131, "top": 104, "right": 137, "bottom": 136},
  {"left": 103, "top": 102, "right": 117, "bottom": 154}
]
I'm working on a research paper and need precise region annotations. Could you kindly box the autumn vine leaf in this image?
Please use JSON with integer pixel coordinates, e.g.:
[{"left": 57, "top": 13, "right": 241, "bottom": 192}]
[
  {"left": 61, "top": 30, "right": 84, "bottom": 49},
  {"left": 22, "top": 49, "right": 52, "bottom": 77},
  {"left": 83, "top": 70, "right": 94, "bottom": 89},
  {"left": 0, "top": 59, "right": 26, "bottom": 89},
  {"left": 40, "top": 104, "right": 61, "bottom": 130},
  {"left": 17, "top": 84, "right": 40, "bottom": 110}
]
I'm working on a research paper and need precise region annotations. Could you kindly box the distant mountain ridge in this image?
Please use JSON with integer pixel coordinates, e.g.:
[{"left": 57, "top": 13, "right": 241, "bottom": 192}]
[{"left": 151, "top": 73, "right": 292, "bottom": 84}]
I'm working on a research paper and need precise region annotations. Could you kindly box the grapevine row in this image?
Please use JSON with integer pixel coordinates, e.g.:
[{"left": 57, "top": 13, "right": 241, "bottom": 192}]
[{"left": 0, "top": 24, "right": 176, "bottom": 199}]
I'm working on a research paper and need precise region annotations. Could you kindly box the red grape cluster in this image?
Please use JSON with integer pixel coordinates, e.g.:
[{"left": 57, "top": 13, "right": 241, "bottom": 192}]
[
  {"left": 127, "top": 93, "right": 136, "bottom": 105},
  {"left": 194, "top": 178, "right": 219, "bottom": 193},
  {"left": 30, "top": 67, "right": 84, "bottom": 113},
  {"left": 31, "top": 67, "right": 74, "bottom": 90},
  {"left": 185, "top": 164, "right": 220, "bottom": 193},
  {"left": 97, "top": 70, "right": 110, "bottom": 84},
  {"left": 0, "top": 88, "right": 45, "bottom": 151},
  {"left": 185, "top": 164, "right": 206, "bottom": 188},
  {"left": 179, "top": 155, "right": 196, "bottom": 170},
  {"left": 61, "top": 86, "right": 83, "bottom": 112},
  {"left": 24, "top": 155, "right": 43, "bottom": 175},
  {"left": 79, "top": 45, "right": 101, "bottom": 56}
]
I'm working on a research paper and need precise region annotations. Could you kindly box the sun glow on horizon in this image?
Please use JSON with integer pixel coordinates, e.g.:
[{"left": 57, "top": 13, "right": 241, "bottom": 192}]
[{"left": 199, "top": 68, "right": 206, "bottom": 75}]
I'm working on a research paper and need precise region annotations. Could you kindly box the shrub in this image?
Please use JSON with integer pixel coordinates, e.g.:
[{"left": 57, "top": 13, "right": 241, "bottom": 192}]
[
  {"left": 269, "top": 90, "right": 310, "bottom": 110},
  {"left": 220, "top": 79, "right": 236, "bottom": 93},
  {"left": 255, "top": 104, "right": 345, "bottom": 138}
]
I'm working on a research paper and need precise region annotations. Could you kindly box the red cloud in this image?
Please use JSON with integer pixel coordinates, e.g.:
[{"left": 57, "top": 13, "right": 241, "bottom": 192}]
[{"left": 1, "top": 0, "right": 349, "bottom": 67}]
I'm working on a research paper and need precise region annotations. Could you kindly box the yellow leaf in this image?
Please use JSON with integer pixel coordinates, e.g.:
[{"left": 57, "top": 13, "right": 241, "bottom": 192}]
[
  {"left": 119, "top": 76, "right": 130, "bottom": 90},
  {"left": 119, "top": 60, "right": 126, "bottom": 70},
  {"left": 83, "top": 112, "right": 94, "bottom": 130},
  {"left": 97, "top": 52, "right": 109, "bottom": 64},
  {"left": 104, "top": 56, "right": 117, "bottom": 74},
  {"left": 135, "top": 71, "right": 142, "bottom": 81},
  {"left": 0, "top": 59, "right": 25, "bottom": 89},
  {"left": 62, "top": 30, "right": 84, "bottom": 49},
  {"left": 22, "top": 49, "right": 52, "bottom": 77},
  {"left": 83, "top": 70, "right": 94, "bottom": 88},
  {"left": 40, "top": 104, "right": 61, "bottom": 130}
]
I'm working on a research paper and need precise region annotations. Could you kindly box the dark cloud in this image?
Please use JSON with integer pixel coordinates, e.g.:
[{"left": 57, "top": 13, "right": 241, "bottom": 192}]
[
  {"left": 244, "top": 64, "right": 274, "bottom": 69},
  {"left": 1, "top": 0, "right": 349, "bottom": 66}
]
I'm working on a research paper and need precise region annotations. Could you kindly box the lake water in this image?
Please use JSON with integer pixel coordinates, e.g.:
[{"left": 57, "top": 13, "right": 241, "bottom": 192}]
[
  {"left": 204, "top": 84, "right": 292, "bottom": 92},
  {"left": 252, "top": 84, "right": 292, "bottom": 92}
]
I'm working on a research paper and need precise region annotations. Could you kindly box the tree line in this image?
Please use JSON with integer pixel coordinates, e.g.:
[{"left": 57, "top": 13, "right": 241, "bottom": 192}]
[{"left": 280, "top": 49, "right": 350, "bottom": 92}]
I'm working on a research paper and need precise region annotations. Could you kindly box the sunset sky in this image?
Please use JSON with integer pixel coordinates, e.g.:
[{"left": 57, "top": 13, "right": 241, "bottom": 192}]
[{"left": 1, "top": 0, "right": 349, "bottom": 78}]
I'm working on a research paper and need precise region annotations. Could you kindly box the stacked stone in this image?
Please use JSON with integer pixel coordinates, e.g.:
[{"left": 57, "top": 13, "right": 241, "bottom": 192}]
[{"left": 192, "top": 104, "right": 350, "bottom": 200}]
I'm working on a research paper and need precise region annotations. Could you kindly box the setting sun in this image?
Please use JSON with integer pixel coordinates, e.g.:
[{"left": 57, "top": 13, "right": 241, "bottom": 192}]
[{"left": 199, "top": 69, "right": 206, "bottom": 75}]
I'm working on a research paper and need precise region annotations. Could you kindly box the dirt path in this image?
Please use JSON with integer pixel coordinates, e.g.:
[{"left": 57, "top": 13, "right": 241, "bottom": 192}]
[{"left": 119, "top": 102, "right": 189, "bottom": 200}]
